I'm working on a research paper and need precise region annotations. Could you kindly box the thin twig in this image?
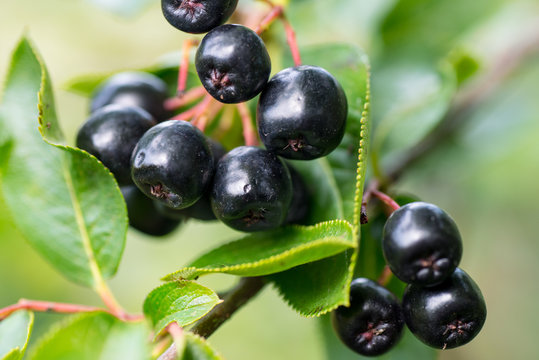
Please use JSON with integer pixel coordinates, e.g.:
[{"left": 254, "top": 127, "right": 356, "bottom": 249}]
[{"left": 236, "top": 102, "right": 259, "bottom": 146}]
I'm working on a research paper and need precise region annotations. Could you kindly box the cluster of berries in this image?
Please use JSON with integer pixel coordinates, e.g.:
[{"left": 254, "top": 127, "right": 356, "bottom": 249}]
[
  {"left": 76, "top": 0, "right": 347, "bottom": 235},
  {"left": 332, "top": 202, "right": 486, "bottom": 356}
]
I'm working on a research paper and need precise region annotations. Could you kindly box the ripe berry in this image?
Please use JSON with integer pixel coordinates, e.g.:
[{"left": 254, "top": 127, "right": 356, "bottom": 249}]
[
  {"left": 382, "top": 202, "right": 463, "bottom": 286},
  {"left": 76, "top": 104, "right": 155, "bottom": 185},
  {"left": 332, "top": 278, "right": 404, "bottom": 357},
  {"left": 402, "top": 268, "right": 487, "bottom": 349},
  {"left": 91, "top": 72, "right": 170, "bottom": 122},
  {"left": 161, "top": 0, "right": 238, "bottom": 34},
  {"left": 211, "top": 146, "right": 292, "bottom": 232},
  {"left": 131, "top": 120, "right": 214, "bottom": 209},
  {"left": 257, "top": 65, "right": 347, "bottom": 160},
  {"left": 195, "top": 24, "right": 271, "bottom": 103},
  {"left": 121, "top": 186, "right": 183, "bottom": 236}
]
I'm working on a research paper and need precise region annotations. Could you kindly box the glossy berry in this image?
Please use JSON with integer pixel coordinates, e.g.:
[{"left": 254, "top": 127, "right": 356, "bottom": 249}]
[
  {"left": 161, "top": 0, "right": 238, "bottom": 34},
  {"left": 332, "top": 278, "right": 404, "bottom": 357},
  {"left": 402, "top": 268, "right": 487, "bottom": 349},
  {"left": 382, "top": 202, "right": 463, "bottom": 286},
  {"left": 284, "top": 163, "right": 310, "bottom": 225},
  {"left": 91, "top": 72, "right": 169, "bottom": 122},
  {"left": 131, "top": 120, "right": 214, "bottom": 209},
  {"left": 121, "top": 186, "right": 183, "bottom": 236},
  {"left": 257, "top": 65, "right": 347, "bottom": 160},
  {"left": 211, "top": 146, "right": 292, "bottom": 232},
  {"left": 196, "top": 24, "right": 271, "bottom": 103},
  {"left": 155, "top": 138, "right": 226, "bottom": 221},
  {"left": 76, "top": 104, "right": 155, "bottom": 185}
]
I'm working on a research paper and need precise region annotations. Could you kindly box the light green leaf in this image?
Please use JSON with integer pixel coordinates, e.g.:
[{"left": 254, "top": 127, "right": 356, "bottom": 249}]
[
  {"left": 27, "top": 312, "right": 151, "bottom": 360},
  {"left": 180, "top": 333, "right": 224, "bottom": 360},
  {"left": 0, "top": 311, "right": 34, "bottom": 360},
  {"left": 269, "top": 43, "right": 371, "bottom": 317},
  {"left": 0, "top": 37, "right": 127, "bottom": 287},
  {"left": 164, "top": 220, "right": 355, "bottom": 281},
  {"left": 143, "top": 281, "right": 221, "bottom": 337}
]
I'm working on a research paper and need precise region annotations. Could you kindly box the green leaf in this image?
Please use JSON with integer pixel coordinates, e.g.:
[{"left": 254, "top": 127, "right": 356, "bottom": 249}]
[
  {"left": 371, "top": 60, "right": 457, "bottom": 171},
  {"left": 27, "top": 312, "right": 151, "bottom": 360},
  {"left": 0, "top": 37, "right": 127, "bottom": 287},
  {"left": 270, "top": 43, "right": 371, "bottom": 317},
  {"left": 143, "top": 281, "right": 221, "bottom": 337},
  {"left": 180, "top": 333, "right": 224, "bottom": 360},
  {"left": 318, "top": 314, "right": 436, "bottom": 360},
  {"left": 85, "top": 0, "right": 153, "bottom": 17},
  {"left": 164, "top": 220, "right": 354, "bottom": 281},
  {"left": 0, "top": 311, "right": 34, "bottom": 360}
]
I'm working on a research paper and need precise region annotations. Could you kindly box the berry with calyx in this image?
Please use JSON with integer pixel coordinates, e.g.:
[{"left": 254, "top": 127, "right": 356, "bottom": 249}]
[
  {"left": 121, "top": 186, "right": 183, "bottom": 236},
  {"left": 257, "top": 65, "right": 347, "bottom": 160},
  {"left": 382, "top": 202, "right": 463, "bottom": 286},
  {"left": 332, "top": 278, "right": 404, "bottom": 357},
  {"left": 196, "top": 24, "right": 271, "bottom": 103},
  {"left": 211, "top": 146, "right": 292, "bottom": 232},
  {"left": 155, "top": 138, "right": 226, "bottom": 221},
  {"left": 402, "top": 268, "right": 487, "bottom": 349},
  {"left": 131, "top": 120, "right": 214, "bottom": 209},
  {"left": 76, "top": 104, "right": 155, "bottom": 185},
  {"left": 161, "top": 0, "right": 238, "bottom": 34},
  {"left": 91, "top": 72, "right": 170, "bottom": 122}
]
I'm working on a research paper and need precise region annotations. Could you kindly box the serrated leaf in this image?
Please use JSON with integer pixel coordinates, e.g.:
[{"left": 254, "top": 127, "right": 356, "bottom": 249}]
[
  {"left": 27, "top": 312, "right": 151, "bottom": 360},
  {"left": 318, "top": 315, "right": 436, "bottom": 360},
  {"left": 269, "top": 43, "right": 370, "bottom": 317},
  {"left": 143, "top": 281, "right": 221, "bottom": 337},
  {"left": 85, "top": 0, "right": 153, "bottom": 17},
  {"left": 180, "top": 333, "right": 224, "bottom": 360},
  {"left": 0, "top": 37, "right": 127, "bottom": 287},
  {"left": 164, "top": 220, "right": 354, "bottom": 281},
  {"left": 0, "top": 311, "right": 34, "bottom": 360}
]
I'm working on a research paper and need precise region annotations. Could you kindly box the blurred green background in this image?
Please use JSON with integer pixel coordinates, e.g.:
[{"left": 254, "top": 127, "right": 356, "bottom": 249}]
[{"left": 1, "top": 0, "right": 538, "bottom": 359}]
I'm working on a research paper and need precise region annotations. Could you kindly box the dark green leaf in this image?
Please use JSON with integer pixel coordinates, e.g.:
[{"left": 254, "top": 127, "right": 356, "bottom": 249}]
[
  {"left": 27, "top": 312, "right": 151, "bottom": 360},
  {"left": 270, "top": 44, "right": 370, "bottom": 317},
  {"left": 180, "top": 333, "right": 224, "bottom": 360},
  {"left": 143, "top": 281, "right": 221, "bottom": 337},
  {"left": 0, "top": 311, "right": 33, "bottom": 360},
  {"left": 0, "top": 37, "right": 127, "bottom": 287},
  {"left": 164, "top": 220, "right": 355, "bottom": 281}
]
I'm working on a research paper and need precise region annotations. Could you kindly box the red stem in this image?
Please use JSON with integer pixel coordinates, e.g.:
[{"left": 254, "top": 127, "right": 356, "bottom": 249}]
[
  {"left": 255, "top": 6, "right": 283, "bottom": 34},
  {"left": 377, "top": 266, "right": 394, "bottom": 287},
  {"left": 177, "top": 39, "right": 197, "bottom": 95},
  {"left": 0, "top": 299, "right": 143, "bottom": 322},
  {"left": 165, "top": 87, "right": 206, "bottom": 112},
  {"left": 371, "top": 189, "right": 400, "bottom": 212},
  {"left": 236, "top": 102, "right": 259, "bottom": 146},
  {"left": 171, "top": 94, "right": 212, "bottom": 121}
]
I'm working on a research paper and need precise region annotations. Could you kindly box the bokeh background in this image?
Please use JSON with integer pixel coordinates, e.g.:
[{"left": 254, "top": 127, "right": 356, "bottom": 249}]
[{"left": 1, "top": 0, "right": 538, "bottom": 359}]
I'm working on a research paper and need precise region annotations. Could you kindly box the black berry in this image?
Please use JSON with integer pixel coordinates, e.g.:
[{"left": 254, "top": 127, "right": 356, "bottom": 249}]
[
  {"left": 402, "top": 268, "right": 487, "bottom": 349},
  {"left": 332, "top": 278, "right": 404, "bottom": 357},
  {"left": 257, "top": 65, "right": 347, "bottom": 160},
  {"left": 382, "top": 202, "right": 463, "bottom": 286},
  {"left": 161, "top": 0, "right": 238, "bottom": 34},
  {"left": 91, "top": 72, "right": 170, "bottom": 122},
  {"left": 131, "top": 120, "right": 214, "bottom": 209},
  {"left": 195, "top": 24, "right": 271, "bottom": 103},
  {"left": 211, "top": 146, "right": 292, "bottom": 232},
  {"left": 76, "top": 104, "right": 155, "bottom": 185},
  {"left": 121, "top": 186, "right": 183, "bottom": 236}
]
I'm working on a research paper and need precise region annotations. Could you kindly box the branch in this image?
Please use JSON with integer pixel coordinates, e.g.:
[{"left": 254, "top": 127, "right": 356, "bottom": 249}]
[
  {"left": 385, "top": 27, "right": 539, "bottom": 183},
  {"left": 158, "top": 277, "right": 267, "bottom": 360}
]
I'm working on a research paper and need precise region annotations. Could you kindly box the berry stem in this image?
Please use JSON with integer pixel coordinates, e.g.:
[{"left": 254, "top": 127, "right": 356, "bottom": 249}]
[
  {"left": 237, "top": 102, "right": 259, "bottom": 146},
  {"left": 165, "top": 86, "right": 206, "bottom": 112},
  {"left": 371, "top": 189, "right": 400, "bottom": 213},
  {"left": 176, "top": 39, "right": 198, "bottom": 95},
  {"left": 0, "top": 299, "right": 143, "bottom": 322},
  {"left": 172, "top": 94, "right": 212, "bottom": 122},
  {"left": 193, "top": 99, "right": 223, "bottom": 132},
  {"left": 157, "top": 277, "right": 266, "bottom": 360},
  {"left": 377, "top": 266, "right": 394, "bottom": 287}
]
